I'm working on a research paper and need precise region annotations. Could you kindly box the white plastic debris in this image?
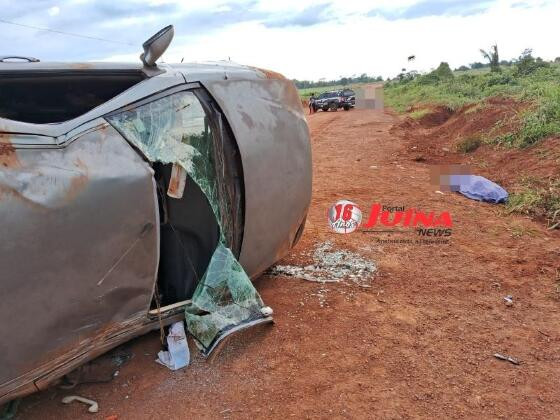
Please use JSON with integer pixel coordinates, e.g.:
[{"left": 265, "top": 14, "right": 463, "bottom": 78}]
[
  {"left": 261, "top": 306, "right": 274, "bottom": 316},
  {"left": 503, "top": 295, "right": 513, "bottom": 307},
  {"left": 156, "top": 321, "right": 190, "bottom": 370},
  {"left": 61, "top": 395, "right": 99, "bottom": 413},
  {"left": 493, "top": 353, "right": 520, "bottom": 365}
]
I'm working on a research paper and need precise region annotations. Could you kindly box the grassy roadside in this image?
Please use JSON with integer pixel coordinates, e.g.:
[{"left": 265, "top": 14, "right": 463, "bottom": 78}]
[
  {"left": 384, "top": 62, "right": 560, "bottom": 148},
  {"left": 384, "top": 60, "right": 560, "bottom": 228},
  {"left": 296, "top": 60, "right": 560, "bottom": 227},
  {"left": 506, "top": 177, "right": 560, "bottom": 229}
]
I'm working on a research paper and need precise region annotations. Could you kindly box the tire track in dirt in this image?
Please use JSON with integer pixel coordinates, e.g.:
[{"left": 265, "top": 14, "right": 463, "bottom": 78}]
[{"left": 309, "top": 111, "right": 342, "bottom": 139}]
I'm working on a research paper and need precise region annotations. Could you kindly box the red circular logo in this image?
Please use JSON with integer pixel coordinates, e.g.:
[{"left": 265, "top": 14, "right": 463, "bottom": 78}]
[{"left": 327, "top": 200, "right": 362, "bottom": 234}]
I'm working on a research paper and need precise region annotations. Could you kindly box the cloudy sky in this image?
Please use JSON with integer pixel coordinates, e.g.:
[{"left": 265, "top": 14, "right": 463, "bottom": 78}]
[{"left": 0, "top": 0, "right": 557, "bottom": 80}]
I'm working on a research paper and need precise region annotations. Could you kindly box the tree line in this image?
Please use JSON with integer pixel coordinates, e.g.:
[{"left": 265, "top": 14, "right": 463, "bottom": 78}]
[{"left": 293, "top": 73, "right": 384, "bottom": 89}]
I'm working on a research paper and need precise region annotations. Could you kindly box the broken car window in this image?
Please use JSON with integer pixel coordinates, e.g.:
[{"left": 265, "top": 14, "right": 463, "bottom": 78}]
[{"left": 106, "top": 91, "right": 271, "bottom": 355}]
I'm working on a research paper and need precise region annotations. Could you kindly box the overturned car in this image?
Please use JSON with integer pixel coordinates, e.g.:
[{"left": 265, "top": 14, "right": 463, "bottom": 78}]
[{"left": 0, "top": 26, "right": 311, "bottom": 404}]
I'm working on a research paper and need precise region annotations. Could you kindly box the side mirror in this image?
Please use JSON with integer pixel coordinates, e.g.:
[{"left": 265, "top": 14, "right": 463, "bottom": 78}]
[{"left": 140, "top": 25, "right": 174, "bottom": 68}]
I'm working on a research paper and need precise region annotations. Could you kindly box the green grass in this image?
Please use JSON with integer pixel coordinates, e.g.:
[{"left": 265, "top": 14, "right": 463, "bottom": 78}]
[
  {"left": 506, "top": 177, "right": 560, "bottom": 228},
  {"left": 456, "top": 136, "right": 482, "bottom": 153},
  {"left": 384, "top": 62, "right": 560, "bottom": 147},
  {"left": 453, "top": 67, "right": 492, "bottom": 76},
  {"left": 409, "top": 109, "right": 430, "bottom": 120},
  {"left": 495, "top": 85, "right": 560, "bottom": 147}
]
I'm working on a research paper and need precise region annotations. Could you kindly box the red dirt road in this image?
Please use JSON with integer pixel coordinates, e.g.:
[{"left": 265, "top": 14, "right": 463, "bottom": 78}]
[{"left": 19, "top": 109, "right": 560, "bottom": 419}]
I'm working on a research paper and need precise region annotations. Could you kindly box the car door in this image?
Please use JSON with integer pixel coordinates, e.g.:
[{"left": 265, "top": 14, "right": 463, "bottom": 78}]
[{"left": 0, "top": 68, "right": 184, "bottom": 401}]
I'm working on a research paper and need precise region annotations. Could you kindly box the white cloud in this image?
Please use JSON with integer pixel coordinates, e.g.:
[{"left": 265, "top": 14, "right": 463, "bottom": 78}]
[
  {"left": 3, "top": 0, "right": 559, "bottom": 81},
  {"left": 47, "top": 5, "right": 60, "bottom": 16},
  {"left": 159, "top": 0, "right": 560, "bottom": 80}
]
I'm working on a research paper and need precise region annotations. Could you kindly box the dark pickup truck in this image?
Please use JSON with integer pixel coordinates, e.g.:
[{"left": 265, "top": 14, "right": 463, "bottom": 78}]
[{"left": 312, "top": 89, "right": 354, "bottom": 112}]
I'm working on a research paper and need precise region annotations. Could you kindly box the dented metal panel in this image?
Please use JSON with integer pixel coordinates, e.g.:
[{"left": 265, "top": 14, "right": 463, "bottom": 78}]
[
  {"left": 0, "top": 123, "right": 158, "bottom": 397},
  {"left": 196, "top": 75, "right": 312, "bottom": 276},
  {"left": 0, "top": 61, "right": 312, "bottom": 403}
]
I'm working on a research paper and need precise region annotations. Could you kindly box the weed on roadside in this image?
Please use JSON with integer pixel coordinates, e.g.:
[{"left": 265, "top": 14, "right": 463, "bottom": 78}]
[
  {"left": 456, "top": 136, "right": 482, "bottom": 153},
  {"left": 506, "top": 177, "right": 560, "bottom": 227},
  {"left": 506, "top": 222, "right": 539, "bottom": 238},
  {"left": 409, "top": 109, "right": 430, "bottom": 120},
  {"left": 385, "top": 63, "right": 560, "bottom": 148}
]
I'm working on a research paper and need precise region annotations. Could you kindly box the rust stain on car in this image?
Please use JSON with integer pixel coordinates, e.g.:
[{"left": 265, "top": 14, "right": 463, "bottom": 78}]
[
  {"left": 0, "top": 134, "right": 20, "bottom": 168},
  {"left": 65, "top": 158, "right": 90, "bottom": 203},
  {"left": 69, "top": 62, "right": 94, "bottom": 70},
  {"left": 251, "top": 66, "right": 287, "bottom": 81}
]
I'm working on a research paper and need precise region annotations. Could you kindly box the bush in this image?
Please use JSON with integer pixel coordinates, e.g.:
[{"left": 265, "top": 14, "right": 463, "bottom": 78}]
[
  {"left": 384, "top": 55, "right": 560, "bottom": 147},
  {"left": 456, "top": 137, "right": 482, "bottom": 153},
  {"left": 496, "top": 86, "right": 560, "bottom": 147},
  {"left": 506, "top": 178, "right": 560, "bottom": 227},
  {"left": 515, "top": 49, "right": 550, "bottom": 76},
  {"left": 417, "top": 62, "right": 454, "bottom": 85},
  {"left": 409, "top": 109, "right": 430, "bottom": 120},
  {"left": 483, "top": 72, "right": 516, "bottom": 87}
]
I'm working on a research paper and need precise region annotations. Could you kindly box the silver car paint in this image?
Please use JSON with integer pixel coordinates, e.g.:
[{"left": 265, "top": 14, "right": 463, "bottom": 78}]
[
  {"left": 198, "top": 74, "right": 311, "bottom": 276},
  {"left": 0, "top": 62, "right": 311, "bottom": 403}
]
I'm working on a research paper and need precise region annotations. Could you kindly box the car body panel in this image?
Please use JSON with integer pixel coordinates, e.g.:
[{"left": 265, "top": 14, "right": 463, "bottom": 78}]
[
  {"left": 0, "top": 123, "right": 159, "bottom": 399},
  {"left": 197, "top": 74, "right": 311, "bottom": 276},
  {"left": 0, "top": 61, "right": 312, "bottom": 403}
]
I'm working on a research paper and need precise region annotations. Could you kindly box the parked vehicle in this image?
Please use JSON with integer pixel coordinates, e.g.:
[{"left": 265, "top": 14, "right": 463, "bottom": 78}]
[
  {"left": 313, "top": 90, "right": 353, "bottom": 112},
  {"left": 0, "top": 26, "right": 311, "bottom": 405},
  {"left": 340, "top": 88, "right": 356, "bottom": 108}
]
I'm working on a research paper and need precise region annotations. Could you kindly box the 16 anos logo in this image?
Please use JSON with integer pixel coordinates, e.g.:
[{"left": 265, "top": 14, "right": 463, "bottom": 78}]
[
  {"left": 327, "top": 200, "right": 362, "bottom": 234},
  {"left": 328, "top": 199, "right": 453, "bottom": 235}
]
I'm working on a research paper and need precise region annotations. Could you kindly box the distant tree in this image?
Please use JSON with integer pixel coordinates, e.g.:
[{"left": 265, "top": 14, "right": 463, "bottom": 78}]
[
  {"left": 292, "top": 73, "right": 385, "bottom": 89},
  {"left": 434, "top": 62, "right": 454, "bottom": 79},
  {"left": 480, "top": 44, "right": 500, "bottom": 72},
  {"left": 456, "top": 65, "right": 470, "bottom": 71},
  {"left": 416, "top": 62, "right": 453, "bottom": 85},
  {"left": 555, "top": 57, "right": 560, "bottom": 63},
  {"left": 470, "top": 62, "right": 486, "bottom": 69},
  {"left": 397, "top": 70, "right": 418, "bottom": 83},
  {"left": 515, "top": 48, "right": 549, "bottom": 75}
]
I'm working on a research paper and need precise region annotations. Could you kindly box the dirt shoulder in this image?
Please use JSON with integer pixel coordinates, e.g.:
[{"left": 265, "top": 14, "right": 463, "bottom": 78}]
[{"left": 19, "top": 108, "right": 560, "bottom": 420}]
